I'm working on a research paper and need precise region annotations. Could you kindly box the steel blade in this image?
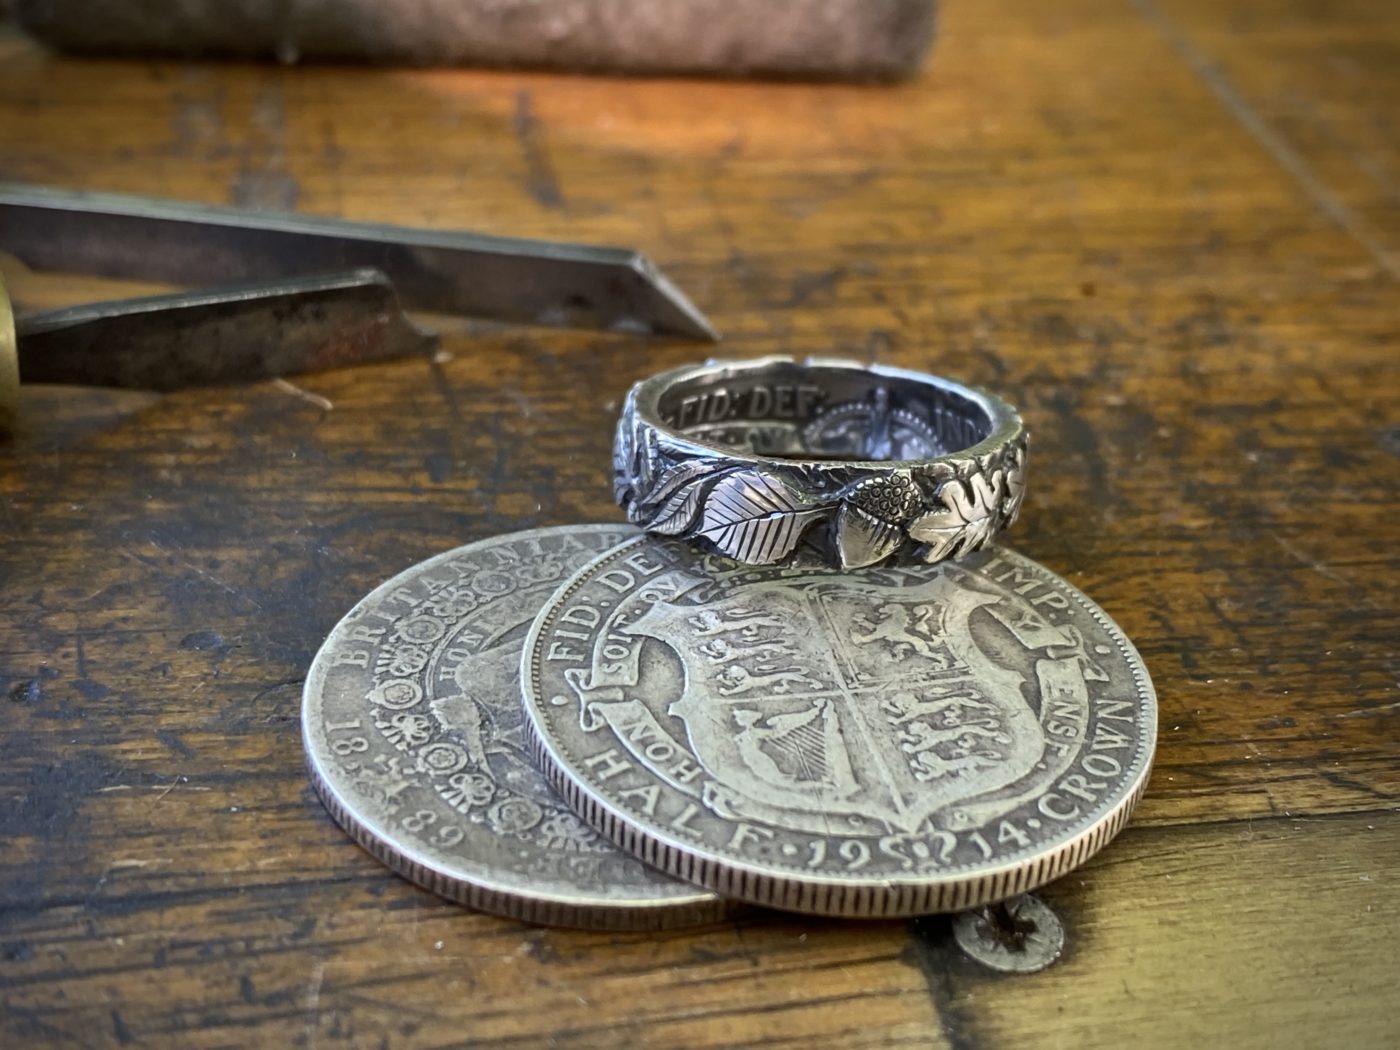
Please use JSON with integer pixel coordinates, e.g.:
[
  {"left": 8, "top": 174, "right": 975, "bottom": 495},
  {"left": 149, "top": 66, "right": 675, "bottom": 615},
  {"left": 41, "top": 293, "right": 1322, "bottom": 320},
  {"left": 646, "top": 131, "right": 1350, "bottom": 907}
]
[
  {"left": 15, "top": 269, "right": 436, "bottom": 391},
  {"left": 0, "top": 183, "right": 718, "bottom": 341}
]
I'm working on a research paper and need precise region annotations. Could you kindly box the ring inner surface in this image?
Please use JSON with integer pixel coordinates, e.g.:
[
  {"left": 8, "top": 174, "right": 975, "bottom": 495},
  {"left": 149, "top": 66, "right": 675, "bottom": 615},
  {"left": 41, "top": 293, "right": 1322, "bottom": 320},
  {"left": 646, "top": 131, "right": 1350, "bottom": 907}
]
[{"left": 656, "top": 365, "right": 993, "bottom": 461}]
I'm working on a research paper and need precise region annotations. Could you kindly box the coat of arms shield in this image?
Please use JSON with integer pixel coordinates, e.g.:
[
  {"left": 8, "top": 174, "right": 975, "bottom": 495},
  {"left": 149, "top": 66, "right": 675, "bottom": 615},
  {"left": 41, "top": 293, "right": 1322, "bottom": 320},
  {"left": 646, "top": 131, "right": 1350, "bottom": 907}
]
[{"left": 622, "top": 571, "right": 1047, "bottom": 836}]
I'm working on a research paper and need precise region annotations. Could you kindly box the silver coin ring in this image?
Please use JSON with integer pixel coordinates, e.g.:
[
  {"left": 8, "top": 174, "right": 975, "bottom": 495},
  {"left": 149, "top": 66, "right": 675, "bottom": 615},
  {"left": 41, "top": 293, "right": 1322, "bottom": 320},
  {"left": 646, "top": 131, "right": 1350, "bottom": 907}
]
[{"left": 614, "top": 356, "right": 1028, "bottom": 569}]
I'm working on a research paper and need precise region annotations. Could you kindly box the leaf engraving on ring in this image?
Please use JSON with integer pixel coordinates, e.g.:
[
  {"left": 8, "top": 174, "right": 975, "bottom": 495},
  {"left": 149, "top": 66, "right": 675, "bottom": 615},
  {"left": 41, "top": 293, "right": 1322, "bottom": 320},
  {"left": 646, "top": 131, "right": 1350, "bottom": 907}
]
[
  {"left": 908, "top": 470, "right": 1006, "bottom": 562},
  {"left": 697, "top": 470, "right": 827, "bottom": 564}
]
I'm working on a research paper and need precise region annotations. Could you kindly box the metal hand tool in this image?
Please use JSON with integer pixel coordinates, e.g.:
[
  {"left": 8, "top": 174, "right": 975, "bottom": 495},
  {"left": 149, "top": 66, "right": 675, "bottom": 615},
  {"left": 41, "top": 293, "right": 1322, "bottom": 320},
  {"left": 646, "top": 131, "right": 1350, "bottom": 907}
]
[{"left": 0, "top": 183, "right": 717, "bottom": 426}]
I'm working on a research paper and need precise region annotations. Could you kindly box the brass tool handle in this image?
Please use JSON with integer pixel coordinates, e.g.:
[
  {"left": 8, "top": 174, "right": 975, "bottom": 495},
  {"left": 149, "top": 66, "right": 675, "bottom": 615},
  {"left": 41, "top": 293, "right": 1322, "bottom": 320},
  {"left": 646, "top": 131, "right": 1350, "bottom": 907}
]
[{"left": 0, "top": 273, "right": 17, "bottom": 430}]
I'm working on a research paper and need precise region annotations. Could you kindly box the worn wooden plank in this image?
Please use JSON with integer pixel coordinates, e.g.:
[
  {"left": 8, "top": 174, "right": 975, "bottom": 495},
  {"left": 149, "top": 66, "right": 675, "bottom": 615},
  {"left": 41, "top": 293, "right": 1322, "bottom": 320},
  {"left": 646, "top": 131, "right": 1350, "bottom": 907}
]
[
  {"left": 942, "top": 810, "right": 1400, "bottom": 1050},
  {"left": 1149, "top": 0, "right": 1400, "bottom": 270},
  {"left": 1, "top": 0, "right": 1397, "bottom": 1045},
  {"left": 2, "top": 806, "right": 1394, "bottom": 1048}
]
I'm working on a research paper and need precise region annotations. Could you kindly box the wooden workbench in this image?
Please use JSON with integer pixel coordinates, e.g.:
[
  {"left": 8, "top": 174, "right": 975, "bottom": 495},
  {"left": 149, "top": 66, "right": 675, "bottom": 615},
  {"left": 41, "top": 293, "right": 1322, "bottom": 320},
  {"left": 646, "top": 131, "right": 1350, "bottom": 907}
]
[{"left": 2, "top": 1, "right": 1397, "bottom": 1046}]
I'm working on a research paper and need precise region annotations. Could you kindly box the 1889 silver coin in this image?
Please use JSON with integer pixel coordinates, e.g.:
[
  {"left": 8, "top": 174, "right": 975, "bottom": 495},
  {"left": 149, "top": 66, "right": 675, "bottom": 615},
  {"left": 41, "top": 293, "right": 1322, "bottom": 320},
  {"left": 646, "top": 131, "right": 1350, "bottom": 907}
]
[
  {"left": 523, "top": 537, "right": 1155, "bottom": 918},
  {"left": 303, "top": 526, "right": 724, "bottom": 930}
]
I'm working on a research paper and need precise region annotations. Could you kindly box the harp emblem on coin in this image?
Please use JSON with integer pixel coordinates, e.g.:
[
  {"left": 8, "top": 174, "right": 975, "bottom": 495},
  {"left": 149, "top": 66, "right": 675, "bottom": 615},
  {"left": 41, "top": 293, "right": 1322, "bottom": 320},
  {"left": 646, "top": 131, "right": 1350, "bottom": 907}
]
[{"left": 558, "top": 558, "right": 1111, "bottom": 841}]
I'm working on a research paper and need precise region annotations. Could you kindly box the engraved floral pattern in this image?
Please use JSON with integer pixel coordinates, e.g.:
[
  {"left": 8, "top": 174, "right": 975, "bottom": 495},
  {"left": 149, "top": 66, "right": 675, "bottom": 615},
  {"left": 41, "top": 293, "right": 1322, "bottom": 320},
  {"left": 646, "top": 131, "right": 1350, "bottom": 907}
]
[
  {"left": 441, "top": 770, "right": 495, "bottom": 810},
  {"left": 426, "top": 588, "right": 479, "bottom": 619},
  {"left": 618, "top": 382, "right": 1028, "bottom": 567},
  {"left": 380, "top": 711, "right": 433, "bottom": 748},
  {"left": 536, "top": 811, "right": 608, "bottom": 853},
  {"left": 516, "top": 557, "right": 567, "bottom": 585},
  {"left": 385, "top": 644, "right": 429, "bottom": 676},
  {"left": 417, "top": 741, "right": 469, "bottom": 776},
  {"left": 396, "top": 615, "right": 447, "bottom": 645},
  {"left": 1002, "top": 443, "right": 1027, "bottom": 525},
  {"left": 488, "top": 798, "right": 544, "bottom": 835},
  {"left": 470, "top": 569, "right": 515, "bottom": 596},
  {"left": 308, "top": 528, "right": 714, "bottom": 915},
  {"left": 908, "top": 470, "right": 1007, "bottom": 562},
  {"left": 369, "top": 678, "right": 423, "bottom": 710}
]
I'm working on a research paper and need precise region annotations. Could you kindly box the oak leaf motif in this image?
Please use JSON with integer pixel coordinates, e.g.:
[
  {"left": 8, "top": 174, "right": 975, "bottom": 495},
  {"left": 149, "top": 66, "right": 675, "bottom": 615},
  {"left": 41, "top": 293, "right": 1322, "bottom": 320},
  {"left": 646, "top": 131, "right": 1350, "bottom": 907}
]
[
  {"left": 1002, "top": 446, "right": 1027, "bottom": 525},
  {"left": 907, "top": 470, "right": 1006, "bottom": 562}
]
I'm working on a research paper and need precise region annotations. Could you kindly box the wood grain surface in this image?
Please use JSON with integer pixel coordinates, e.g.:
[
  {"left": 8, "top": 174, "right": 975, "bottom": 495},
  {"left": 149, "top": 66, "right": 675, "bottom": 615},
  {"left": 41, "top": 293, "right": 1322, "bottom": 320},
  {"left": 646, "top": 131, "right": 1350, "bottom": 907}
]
[{"left": 1, "top": 0, "right": 1397, "bottom": 1047}]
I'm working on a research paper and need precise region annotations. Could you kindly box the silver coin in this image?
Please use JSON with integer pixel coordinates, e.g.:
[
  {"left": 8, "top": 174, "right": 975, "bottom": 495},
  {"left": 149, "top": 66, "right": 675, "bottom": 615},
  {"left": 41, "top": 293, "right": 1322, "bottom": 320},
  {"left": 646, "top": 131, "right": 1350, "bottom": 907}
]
[
  {"left": 302, "top": 525, "right": 725, "bottom": 930},
  {"left": 523, "top": 538, "right": 1156, "bottom": 918}
]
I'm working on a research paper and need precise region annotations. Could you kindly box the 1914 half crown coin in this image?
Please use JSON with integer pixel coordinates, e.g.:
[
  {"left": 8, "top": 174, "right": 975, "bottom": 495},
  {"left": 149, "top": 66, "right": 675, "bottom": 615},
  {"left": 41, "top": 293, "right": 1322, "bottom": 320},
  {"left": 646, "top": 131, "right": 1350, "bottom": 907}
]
[{"left": 523, "top": 537, "right": 1156, "bottom": 918}]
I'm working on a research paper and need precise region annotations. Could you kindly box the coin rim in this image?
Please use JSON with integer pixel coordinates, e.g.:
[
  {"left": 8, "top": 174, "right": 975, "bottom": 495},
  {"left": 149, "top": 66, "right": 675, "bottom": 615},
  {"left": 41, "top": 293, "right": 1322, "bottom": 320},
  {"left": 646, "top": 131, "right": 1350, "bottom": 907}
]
[
  {"left": 302, "top": 524, "right": 728, "bottom": 930},
  {"left": 523, "top": 539, "right": 1157, "bottom": 918}
]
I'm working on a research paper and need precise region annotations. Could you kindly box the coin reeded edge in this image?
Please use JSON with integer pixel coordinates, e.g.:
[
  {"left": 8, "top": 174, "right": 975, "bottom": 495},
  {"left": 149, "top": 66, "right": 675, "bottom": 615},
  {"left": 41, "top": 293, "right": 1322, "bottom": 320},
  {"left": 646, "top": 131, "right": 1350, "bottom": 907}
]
[
  {"left": 305, "top": 747, "right": 731, "bottom": 931},
  {"left": 522, "top": 541, "right": 1158, "bottom": 918},
  {"left": 301, "top": 524, "right": 730, "bottom": 932}
]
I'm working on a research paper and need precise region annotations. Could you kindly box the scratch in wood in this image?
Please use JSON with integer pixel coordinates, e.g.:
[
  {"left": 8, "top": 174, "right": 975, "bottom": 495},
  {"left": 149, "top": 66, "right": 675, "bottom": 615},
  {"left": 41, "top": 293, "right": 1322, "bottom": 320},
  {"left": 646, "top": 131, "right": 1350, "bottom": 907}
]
[
  {"left": 1318, "top": 770, "right": 1398, "bottom": 802},
  {"left": 108, "top": 858, "right": 168, "bottom": 870},
  {"left": 1339, "top": 700, "right": 1400, "bottom": 719},
  {"left": 230, "top": 83, "right": 300, "bottom": 211},
  {"left": 513, "top": 89, "right": 565, "bottom": 209},
  {"left": 504, "top": 386, "right": 536, "bottom": 420},
  {"left": 273, "top": 377, "right": 334, "bottom": 413},
  {"left": 1270, "top": 534, "right": 1363, "bottom": 593},
  {"left": 901, "top": 917, "right": 978, "bottom": 1050},
  {"left": 138, "top": 540, "right": 267, "bottom": 613},
  {"left": 1129, "top": 0, "right": 1400, "bottom": 280},
  {"left": 303, "top": 960, "right": 326, "bottom": 1049}
]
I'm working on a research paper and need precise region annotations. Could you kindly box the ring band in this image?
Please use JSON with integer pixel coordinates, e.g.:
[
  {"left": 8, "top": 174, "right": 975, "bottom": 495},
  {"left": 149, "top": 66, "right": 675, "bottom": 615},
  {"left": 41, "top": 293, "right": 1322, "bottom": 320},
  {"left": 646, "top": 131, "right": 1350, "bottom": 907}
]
[{"left": 614, "top": 357, "right": 1027, "bottom": 568}]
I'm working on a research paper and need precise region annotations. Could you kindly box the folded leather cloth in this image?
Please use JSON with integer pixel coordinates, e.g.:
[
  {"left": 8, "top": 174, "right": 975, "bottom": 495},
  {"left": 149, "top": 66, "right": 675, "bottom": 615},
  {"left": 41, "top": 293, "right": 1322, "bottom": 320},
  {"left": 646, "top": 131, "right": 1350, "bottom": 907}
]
[{"left": 15, "top": 0, "right": 938, "bottom": 79}]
